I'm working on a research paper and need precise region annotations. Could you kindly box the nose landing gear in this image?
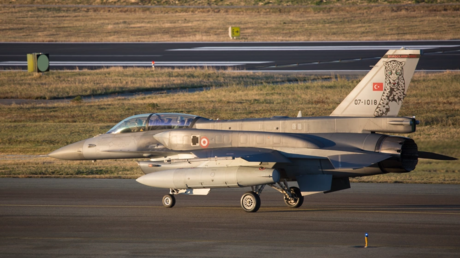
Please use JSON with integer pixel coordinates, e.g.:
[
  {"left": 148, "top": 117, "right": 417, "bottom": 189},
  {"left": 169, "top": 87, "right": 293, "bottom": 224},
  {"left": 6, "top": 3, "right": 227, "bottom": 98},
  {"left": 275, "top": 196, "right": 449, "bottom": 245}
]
[
  {"left": 240, "top": 191, "right": 261, "bottom": 212},
  {"left": 240, "top": 185, "right": 264, "bottom": 212},
  {"left": 162, "top": 194, "right": 176, "bottom": 208}
]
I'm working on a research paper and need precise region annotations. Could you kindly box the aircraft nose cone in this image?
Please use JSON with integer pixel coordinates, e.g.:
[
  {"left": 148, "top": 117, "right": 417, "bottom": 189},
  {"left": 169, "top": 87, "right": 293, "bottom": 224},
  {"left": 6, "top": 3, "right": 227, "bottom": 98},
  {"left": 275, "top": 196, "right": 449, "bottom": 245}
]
[{"left": 48, "top": 140, "right": 85, "bottom": 160}]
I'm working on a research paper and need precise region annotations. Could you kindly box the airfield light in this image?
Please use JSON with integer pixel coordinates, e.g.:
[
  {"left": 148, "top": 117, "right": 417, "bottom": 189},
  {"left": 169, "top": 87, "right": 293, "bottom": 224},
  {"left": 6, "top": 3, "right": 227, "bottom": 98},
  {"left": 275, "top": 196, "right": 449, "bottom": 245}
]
[
  {"left": 152, "top": 61, "right": 155, "bottom": 70},
  {"left": 365, "top": 233, "right": 369, "bottom": 248}
]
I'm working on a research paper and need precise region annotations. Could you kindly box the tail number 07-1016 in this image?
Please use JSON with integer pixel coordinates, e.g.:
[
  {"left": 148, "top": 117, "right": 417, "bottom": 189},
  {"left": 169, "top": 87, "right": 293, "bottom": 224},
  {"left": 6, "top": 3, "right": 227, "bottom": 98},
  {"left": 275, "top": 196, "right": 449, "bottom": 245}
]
[{"left": 354, "top": 99, "right": 377, "bottom": 106}]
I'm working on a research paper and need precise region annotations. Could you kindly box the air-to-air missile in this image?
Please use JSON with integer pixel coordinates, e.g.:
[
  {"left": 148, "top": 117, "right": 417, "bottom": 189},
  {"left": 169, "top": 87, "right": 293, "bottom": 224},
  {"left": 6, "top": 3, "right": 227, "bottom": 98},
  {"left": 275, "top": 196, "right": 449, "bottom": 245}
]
[{"left": 49, "top": 49, "right": 456, "bottom": 212}]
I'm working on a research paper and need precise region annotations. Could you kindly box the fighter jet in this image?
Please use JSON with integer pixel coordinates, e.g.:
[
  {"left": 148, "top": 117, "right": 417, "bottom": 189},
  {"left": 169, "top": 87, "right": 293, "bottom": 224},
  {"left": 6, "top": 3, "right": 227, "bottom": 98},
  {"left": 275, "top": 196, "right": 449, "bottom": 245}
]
[{"left": 49, "top": 49, "right": 456, "bottom": 212}]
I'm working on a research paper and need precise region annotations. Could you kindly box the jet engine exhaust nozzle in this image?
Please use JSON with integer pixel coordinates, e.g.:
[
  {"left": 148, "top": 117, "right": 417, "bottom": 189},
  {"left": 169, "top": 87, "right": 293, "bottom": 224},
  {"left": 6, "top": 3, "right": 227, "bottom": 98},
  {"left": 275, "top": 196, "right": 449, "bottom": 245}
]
[{"left": 378, "top": 136, "right": 418, "bottom": 173}]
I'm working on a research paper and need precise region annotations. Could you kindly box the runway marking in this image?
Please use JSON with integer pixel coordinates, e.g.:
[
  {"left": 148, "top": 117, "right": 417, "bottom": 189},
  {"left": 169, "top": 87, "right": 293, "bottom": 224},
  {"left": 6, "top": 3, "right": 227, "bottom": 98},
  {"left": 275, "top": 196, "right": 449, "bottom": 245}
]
[
  {"left": 168, "top": 45, "right": 460, "bottom": 51},
  {"left": 1, "top": 204, "right": 459, "bottom": 215},
  {"left": 0, "top": 204, "right": 157, "bottom": 209},
  {"left": 0, "top": 55, "right": 162, "bottom": 57},
  {"left": 0, "top": 61, "right": 271, "bottom": 67}
]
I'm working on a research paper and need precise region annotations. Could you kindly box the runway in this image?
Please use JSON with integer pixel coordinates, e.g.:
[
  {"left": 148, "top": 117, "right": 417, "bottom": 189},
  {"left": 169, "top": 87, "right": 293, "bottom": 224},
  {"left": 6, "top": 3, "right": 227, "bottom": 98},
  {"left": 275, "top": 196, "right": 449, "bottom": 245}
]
[
  {"left": 1, "top": 41, "right": 460, "bottom": 71},
  {"left": 1, "top": 179, "right": 459, "bottom": 257}
]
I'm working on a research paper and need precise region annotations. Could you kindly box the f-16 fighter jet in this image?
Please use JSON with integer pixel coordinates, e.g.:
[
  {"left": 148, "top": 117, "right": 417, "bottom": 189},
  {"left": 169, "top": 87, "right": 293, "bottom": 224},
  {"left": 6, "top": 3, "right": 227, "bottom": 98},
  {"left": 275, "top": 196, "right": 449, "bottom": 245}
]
[{"left": 49, "top": 49, "right": 456, "bottom": 212}]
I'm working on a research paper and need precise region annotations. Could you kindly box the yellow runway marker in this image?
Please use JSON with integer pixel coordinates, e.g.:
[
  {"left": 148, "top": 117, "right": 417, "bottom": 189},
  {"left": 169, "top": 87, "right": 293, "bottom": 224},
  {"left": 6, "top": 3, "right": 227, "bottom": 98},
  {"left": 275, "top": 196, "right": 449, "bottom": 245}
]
[{"left": 365, "top": 233, "right": 369, "bottom": 248}]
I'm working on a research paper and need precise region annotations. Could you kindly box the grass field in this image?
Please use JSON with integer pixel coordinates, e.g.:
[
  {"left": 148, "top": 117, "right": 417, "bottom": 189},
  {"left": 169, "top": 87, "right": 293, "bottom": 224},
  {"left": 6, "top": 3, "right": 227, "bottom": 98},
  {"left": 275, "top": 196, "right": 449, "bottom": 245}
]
[
  {"left": 0, "top": 68, "right": 319, "bottom": 99},
  {"left": 5, "top": 0, "right": 460, "bottom": 6},
  {"left": 0, "top": 69, "right": 459, "bottom": 183},
  {"left": 1, "top": 2, "right": 459, "bottom": 42}
]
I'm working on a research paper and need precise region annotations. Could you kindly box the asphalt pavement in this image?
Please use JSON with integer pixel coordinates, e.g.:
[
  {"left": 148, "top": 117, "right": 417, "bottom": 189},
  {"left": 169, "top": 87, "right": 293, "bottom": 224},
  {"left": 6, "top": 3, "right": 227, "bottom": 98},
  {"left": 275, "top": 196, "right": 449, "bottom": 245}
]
[
  {"left": 1, "top": 178, "right": 459, "bottom": 257},
  {"left": 1, "top": 41, "right": 459, "bottom": 71}
]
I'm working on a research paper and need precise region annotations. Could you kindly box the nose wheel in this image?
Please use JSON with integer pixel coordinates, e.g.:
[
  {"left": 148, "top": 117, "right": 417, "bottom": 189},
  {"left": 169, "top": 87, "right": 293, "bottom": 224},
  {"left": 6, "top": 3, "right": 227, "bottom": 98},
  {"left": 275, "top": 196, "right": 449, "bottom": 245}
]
[
  {"left": 240, "top": 191, "right": 261, "bottom": 213},
  {"left": 162, "top": 194, "right": 176, "bottom": 208}
]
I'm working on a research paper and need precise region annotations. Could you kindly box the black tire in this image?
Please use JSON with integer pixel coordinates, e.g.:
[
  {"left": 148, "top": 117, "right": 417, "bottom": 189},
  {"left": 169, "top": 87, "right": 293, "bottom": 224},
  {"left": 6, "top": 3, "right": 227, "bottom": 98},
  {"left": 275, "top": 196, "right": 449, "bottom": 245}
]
[
  {"left": 240, "top": 191, "right": 261, "bottom": 212},
  {"left": 162, "top": 194, "right": 176, "bottom": 208},
  {"left": 284, "top": 187, "right": 304, "bottom": 208}
]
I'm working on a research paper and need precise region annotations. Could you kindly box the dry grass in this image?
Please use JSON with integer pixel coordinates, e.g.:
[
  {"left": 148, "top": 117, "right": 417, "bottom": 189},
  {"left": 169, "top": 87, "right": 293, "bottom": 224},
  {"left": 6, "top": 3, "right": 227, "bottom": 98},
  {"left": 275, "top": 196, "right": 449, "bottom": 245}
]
[
  {"left": 3, "top": 0, "right": 459, "bottom": 7},
  {"left": 0, "top": 68, "right": 318, "bottom": 99},
  {"left": 1, "top": 4, "right": 459, "bottom": 42},
  {"left": 0, "top": 156, "right": 142, "bottom": 178},
  {"left": 2, "top": 70, "right": 459, "bottom": 125}
]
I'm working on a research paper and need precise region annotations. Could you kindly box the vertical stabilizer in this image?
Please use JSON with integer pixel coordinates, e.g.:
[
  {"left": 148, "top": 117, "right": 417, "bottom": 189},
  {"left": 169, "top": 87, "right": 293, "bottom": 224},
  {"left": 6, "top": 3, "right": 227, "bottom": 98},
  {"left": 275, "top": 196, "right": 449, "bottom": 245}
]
[{"left": 331, "top": 49, "right": 420, "bottom": 117}]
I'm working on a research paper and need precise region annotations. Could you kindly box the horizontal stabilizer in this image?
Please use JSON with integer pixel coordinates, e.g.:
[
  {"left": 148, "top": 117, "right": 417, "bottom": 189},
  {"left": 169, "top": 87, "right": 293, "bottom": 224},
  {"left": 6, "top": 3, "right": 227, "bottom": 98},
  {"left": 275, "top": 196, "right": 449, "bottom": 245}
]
[
  {"left": 328, "top": 153, "right": 390, "bottom": 169},
  {"left": 418, "top": 151, "right": 457, "bottom": 161}
]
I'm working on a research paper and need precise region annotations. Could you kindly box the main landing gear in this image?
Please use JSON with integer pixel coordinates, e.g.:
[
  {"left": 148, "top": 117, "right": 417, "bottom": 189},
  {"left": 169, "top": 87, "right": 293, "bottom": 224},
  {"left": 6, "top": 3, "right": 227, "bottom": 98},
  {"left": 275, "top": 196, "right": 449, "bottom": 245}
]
[
  {"left": 162, "top": 180, "right": 304, "bottom": 212},
  {"left": 270, "top": 180, "right": 304, "bottom": 208},
  {"left": 240, "top": 181, "right": 304, "bottom": 213}
]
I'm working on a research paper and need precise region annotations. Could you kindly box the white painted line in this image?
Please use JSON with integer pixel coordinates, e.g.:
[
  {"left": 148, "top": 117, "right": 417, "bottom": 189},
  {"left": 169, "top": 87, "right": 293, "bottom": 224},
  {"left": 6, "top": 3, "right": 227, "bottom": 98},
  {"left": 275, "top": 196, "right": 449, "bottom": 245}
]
[
  {"left": 168, "top": 45, "right": 460, "bottom": 51},
  {"left": 0, "top": 61, "right": 272, "bottom": 67},
  {"left": 0, "top": 55, "right": 162, "bottom": 57}
]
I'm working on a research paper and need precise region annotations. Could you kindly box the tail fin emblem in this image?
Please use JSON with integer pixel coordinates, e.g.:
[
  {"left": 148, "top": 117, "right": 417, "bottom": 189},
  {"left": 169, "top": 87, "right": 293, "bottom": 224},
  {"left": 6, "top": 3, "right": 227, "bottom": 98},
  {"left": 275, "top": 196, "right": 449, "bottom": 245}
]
[
  {"left": 374, "top": 60, "right": 406, "bottom": 117},
  {"left": 330, "top": 49, "right": 420, "bottom": 117}
]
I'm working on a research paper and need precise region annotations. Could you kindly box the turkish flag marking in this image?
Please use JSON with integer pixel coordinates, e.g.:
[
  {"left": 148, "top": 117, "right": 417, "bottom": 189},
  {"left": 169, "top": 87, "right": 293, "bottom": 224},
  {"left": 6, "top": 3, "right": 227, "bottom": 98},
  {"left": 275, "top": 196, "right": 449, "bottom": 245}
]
[{"left": 373, "top": 83, "right": 383, "bottom": 91}]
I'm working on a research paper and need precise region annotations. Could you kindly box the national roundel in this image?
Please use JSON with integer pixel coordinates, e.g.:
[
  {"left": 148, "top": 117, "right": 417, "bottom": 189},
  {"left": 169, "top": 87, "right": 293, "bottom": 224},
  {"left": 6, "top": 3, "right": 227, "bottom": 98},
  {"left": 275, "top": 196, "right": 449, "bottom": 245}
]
[{"left": 200, "top": 136, "right": 209, "bottom": 148}]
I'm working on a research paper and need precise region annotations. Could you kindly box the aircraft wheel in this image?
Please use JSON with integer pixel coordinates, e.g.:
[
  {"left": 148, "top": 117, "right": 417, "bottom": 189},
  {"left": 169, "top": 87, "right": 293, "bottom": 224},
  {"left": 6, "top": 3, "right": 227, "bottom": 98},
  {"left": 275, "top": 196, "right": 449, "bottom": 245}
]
[
  {"left": 162, "top": 194, "right": 176, "bottom": 208},
  {"left": 284, "top": 187, "right": 304, "bottom": 208},
  {"left": 240, "top": 191, "right": 261, "bottom": 213}
]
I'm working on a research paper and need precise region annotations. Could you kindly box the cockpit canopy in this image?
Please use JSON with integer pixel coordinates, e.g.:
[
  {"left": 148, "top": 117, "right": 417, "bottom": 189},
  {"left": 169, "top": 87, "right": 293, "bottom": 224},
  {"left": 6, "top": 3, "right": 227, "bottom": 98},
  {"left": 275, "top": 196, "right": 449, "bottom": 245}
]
[{"left": 107, "top": 113, "right": 204, "bottom": 134}]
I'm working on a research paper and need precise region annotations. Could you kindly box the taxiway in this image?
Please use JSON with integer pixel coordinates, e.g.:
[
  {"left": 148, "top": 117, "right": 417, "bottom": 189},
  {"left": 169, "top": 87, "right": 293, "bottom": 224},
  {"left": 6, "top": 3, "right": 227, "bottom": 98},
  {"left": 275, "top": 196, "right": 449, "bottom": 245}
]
[{"left": 1, "top": 179, "right": 459, "bottom": 257}]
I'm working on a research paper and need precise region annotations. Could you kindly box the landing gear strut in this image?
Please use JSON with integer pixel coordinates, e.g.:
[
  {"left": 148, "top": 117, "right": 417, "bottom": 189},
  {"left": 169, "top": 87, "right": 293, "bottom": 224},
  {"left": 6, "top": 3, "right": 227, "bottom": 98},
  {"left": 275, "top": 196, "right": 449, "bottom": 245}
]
[{"left": 269, "top": 180, "right": 304, "bottom": 208}]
